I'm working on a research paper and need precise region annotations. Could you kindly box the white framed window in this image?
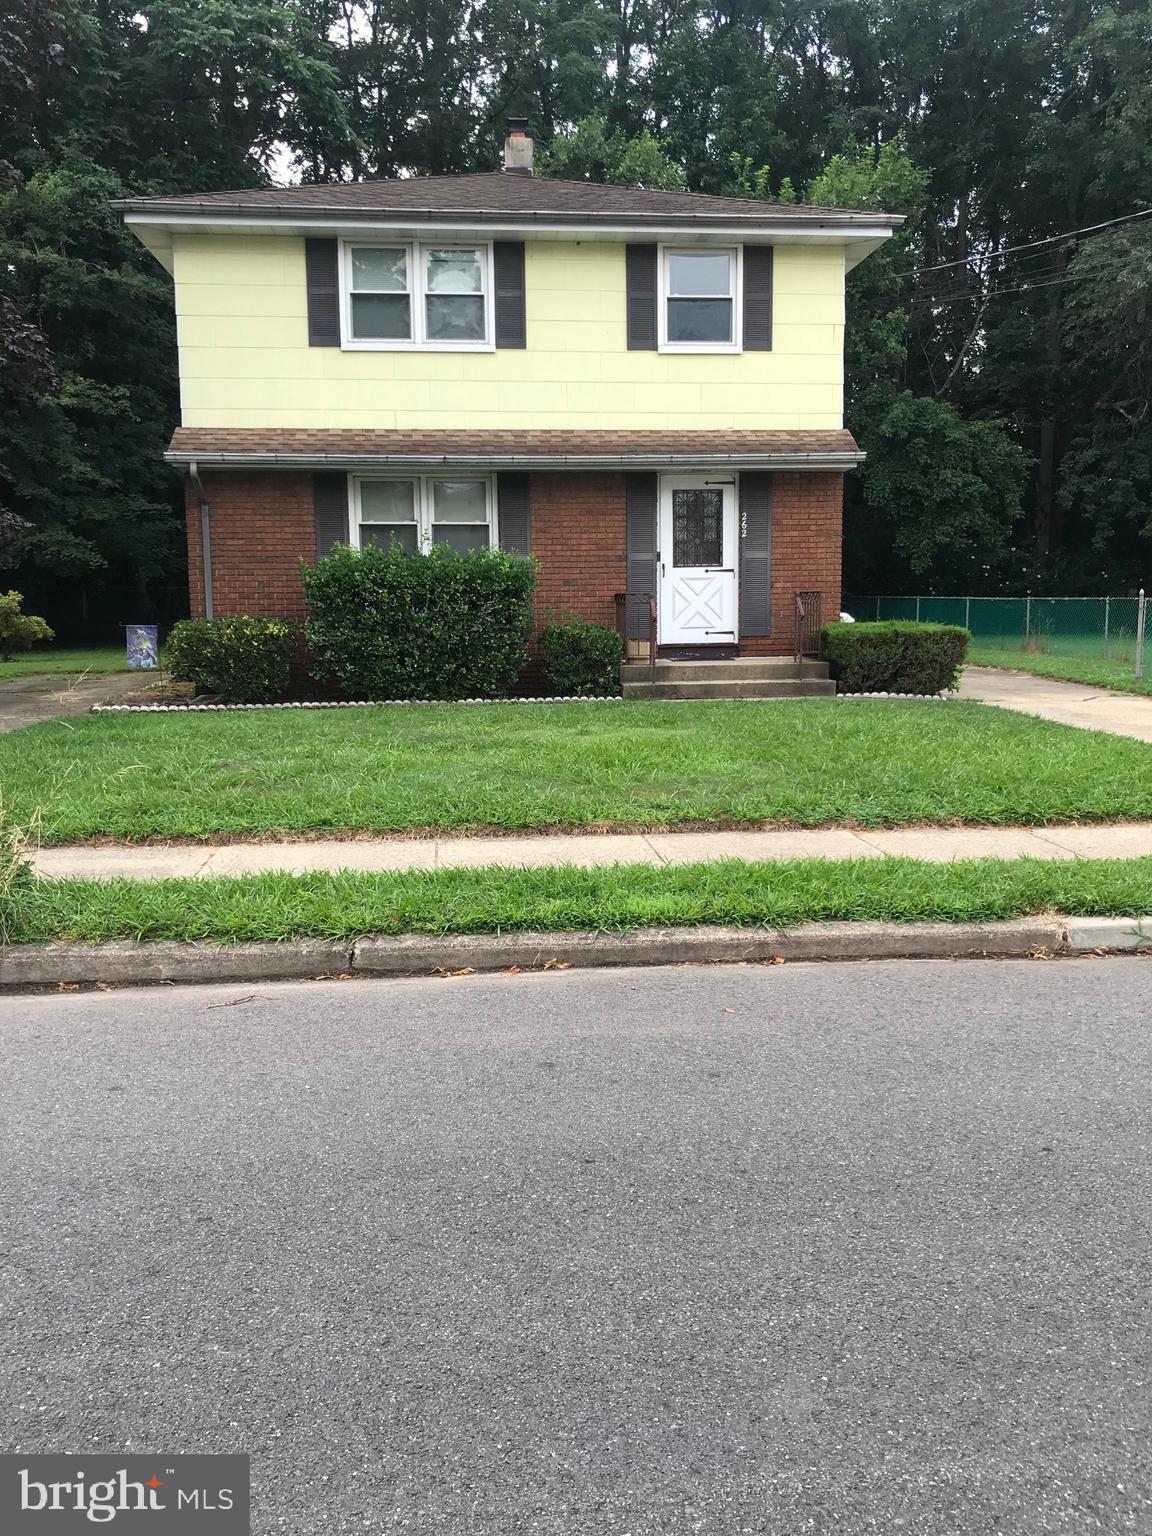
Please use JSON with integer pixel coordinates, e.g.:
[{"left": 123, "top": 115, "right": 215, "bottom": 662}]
[
  {"left": 348, "top": 246, "right": 412, "bottom": 342},
  {"left": 351, "top": 475, "right": 496, "bottom": 555},
  {"left": 342, "top": 241, "right": 494, "bottom": 350},
  {"left": 658, "top": 246, "right": 741, "bottom": 352}
]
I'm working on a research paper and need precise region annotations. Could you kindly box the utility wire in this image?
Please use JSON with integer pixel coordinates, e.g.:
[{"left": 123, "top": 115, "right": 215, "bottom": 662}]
[
  {"left": 910, "top": 271, "right": 1092, "bottom": 309},
  {"left": 914, "top": 262, "right": 1079, "bottom": 305},
  {"left": 895, "top": 206, "right": 1152, "bottom": 279}
]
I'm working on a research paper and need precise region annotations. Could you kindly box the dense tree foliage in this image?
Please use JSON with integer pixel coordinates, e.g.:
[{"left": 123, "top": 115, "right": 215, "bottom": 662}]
[{"left": 2, "top": 0, "right": 1150, "bottom": 624}]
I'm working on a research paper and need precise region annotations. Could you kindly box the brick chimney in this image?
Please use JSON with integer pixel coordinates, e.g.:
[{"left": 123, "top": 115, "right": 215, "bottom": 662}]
[{"left": 503, "top": 118, "right": 534, "bottom": 176}]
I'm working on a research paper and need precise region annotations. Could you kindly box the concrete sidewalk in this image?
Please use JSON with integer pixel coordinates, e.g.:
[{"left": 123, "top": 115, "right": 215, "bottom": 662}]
[
  {"left": 960, "top": 666, "right": 1152, "bottom": 742},
  {"left": 30, "top": 819, "right": 1152, "bottom": 881}
]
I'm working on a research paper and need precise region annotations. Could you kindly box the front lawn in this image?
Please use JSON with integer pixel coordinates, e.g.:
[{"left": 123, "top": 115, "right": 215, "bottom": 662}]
[
  {"left": 969, "top": 649, "right": 1152, "bottom": 697},
  {"left": 5, "top": 698, "right": 1152, "bottom": 844},
  {"left": 11, "top": 855, "right": 1152, "bottom": 943},
  {"left": 0, "top": 646, "right": 128, "bottom": 682}
]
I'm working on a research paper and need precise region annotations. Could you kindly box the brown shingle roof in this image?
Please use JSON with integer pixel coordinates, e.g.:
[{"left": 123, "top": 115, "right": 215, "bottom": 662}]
[
  {"left": 115, "top": 172, "right": 898, "bottom": 228},
  {"left": 167, "top": 428, "right": 862, "bottom": 466}
]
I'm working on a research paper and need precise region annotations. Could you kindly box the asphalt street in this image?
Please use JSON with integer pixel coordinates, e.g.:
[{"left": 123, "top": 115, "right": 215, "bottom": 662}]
[{"left": 3, "top": 958, "right": 1152, "bottom": 1534}]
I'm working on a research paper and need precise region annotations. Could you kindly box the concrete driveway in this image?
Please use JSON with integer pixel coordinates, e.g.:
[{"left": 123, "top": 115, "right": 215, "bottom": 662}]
[
  {"left": 3, "top": 959, "right": 1152, "bottom": 1534},
  {"left": 961, "top": 664, "right": 1152, "bottom": 742},
  {"left": 0, "top": 671, "right": 146, "bottom": 733}
]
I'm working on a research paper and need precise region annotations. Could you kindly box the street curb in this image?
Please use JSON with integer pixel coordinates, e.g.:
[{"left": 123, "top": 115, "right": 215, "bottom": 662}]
[
  {"left": 772, "top": 918, "right": 1065, "bottom": 960},
  {"left": 1063, "top": 915, "right": 1152, "bottom": 952},
  {"left": 4, "top": 915, "right": 1144, "bottom": 988},
  {"left": 0, "top": 939, "right": 353, "bottom": 987}
]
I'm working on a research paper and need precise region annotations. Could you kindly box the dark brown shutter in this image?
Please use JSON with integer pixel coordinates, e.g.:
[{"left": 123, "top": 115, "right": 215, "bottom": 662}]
[
  {"left": 305, "top": 238, "right": 340, "bottom": 347},
  {"left": 742, "top": 246, "right": 773, "bottom": 351},
  {"left": 497, "top": 472, "right": 530, "bottom": 554},
  {"left": 626, "top": 245, "right": 658, "bottom": 350},
  {"left": 625, "top": 472, "right": 658, "bottom": 637},
  {"left": 739, "top": 473, "right": 773, "bottom": 634},
  {"left": 493, "top": 242, "right": 526, "bottom": 349},
  {"left": 313, "top": 472, "right": 348, "bottom": 559}
]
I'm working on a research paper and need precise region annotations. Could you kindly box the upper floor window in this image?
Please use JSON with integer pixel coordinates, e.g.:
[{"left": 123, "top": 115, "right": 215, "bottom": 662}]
[
  {"left": 352, "top": 475, "right": 495, "bottom": 554},
  {"left": 343, "top": 242, "right": 493, "bottom": 350},
  {"left": 660, "top": 247, "right": 740, "bottom": 352}
]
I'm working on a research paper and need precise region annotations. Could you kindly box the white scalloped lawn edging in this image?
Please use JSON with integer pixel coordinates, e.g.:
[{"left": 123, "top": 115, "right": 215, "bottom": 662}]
[
  {"left": 90, "top": 690, "right": 960, "bottom": 715},
  {"left": 92, "top": 695, "right": 625, "bottom": 714}
]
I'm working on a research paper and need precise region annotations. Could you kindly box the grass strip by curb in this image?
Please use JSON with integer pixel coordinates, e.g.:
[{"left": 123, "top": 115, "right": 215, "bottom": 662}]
[{"left": 10, "top": 855, "right": 1152, "bottom": 945}]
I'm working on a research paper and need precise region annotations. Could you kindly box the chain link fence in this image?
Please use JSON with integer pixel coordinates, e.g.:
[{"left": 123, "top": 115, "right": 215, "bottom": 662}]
[{"left": 843, "top": 593, "right": 1150, "bottom": 682}]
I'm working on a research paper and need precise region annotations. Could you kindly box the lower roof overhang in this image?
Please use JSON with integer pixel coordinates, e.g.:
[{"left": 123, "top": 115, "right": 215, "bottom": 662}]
[{"left": 166, "top": 428, "right": 864, "bottom": 473}]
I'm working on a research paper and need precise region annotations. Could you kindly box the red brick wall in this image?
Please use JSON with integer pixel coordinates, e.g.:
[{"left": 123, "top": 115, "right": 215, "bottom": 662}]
[
  {"left": 184, "top": 471, "right": 317, "bottom": 620},
  {"left": 529, "top": 472, "right": 628, "bottom": 631},
  {"left": 741, "top": 471, "right": 843, "bottom": 656},
  {"left": 186, "top": 468, "right": 629, "bottom": 630},
  {"left": 182, "top": 468, "right": 840, "bottom": 658}
]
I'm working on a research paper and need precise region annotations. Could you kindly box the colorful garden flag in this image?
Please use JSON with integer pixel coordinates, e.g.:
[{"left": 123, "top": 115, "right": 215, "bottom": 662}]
[{"left": 125, "top": 623, "right": 159, "bottom": 670}]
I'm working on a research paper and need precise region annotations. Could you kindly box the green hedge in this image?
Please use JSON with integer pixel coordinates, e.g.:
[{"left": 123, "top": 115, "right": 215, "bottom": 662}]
[
  {"left": 302, "top": 543, "right": 536, "bottom": 700},
  {"left": 539, "top": 620, "right": 623, "bottom": 696},
  {"left": 822, "top": 620, "right": 970, "bottom": 695},
  {"left": 165, "top": 616, "right": 296, "bottom": 702}
]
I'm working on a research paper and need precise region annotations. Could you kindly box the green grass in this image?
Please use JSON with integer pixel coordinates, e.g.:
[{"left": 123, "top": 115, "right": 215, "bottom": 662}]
[
  {"left": 0, "top": 646, "right": 127, "bottom": 681},
  {"left": 11, "top": 855, "right": 1152, "bottom": 944},
  {"left": 969, "top": 648, "right": 1152, "bottom": 697},
  {"left": 6, "top": 698, "right": 1152, "bottom": 844}
]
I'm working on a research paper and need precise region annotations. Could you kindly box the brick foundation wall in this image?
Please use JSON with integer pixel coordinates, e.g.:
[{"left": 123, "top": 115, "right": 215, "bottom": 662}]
[
  {"left": 182, "top": 467, "right": 840, "bottom": 659},
  {"left": 185, "top": 471, "right": 317, "bottom": 620},
  {"left": 529, "top": 472, "right": 628, "bottom": 632},
  {"left": 741, "top": 471, "right": 843, "bottom": 656}
]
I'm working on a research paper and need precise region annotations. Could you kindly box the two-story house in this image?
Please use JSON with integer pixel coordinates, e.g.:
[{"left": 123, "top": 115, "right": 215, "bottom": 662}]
[{"left": 115, "top": 123, "right": 899, "bottom": 692}]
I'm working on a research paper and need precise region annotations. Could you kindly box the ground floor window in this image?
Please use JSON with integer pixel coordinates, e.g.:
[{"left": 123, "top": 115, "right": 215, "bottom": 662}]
[{"left": 351, "top": 475, "right": 495, "bottom": 555}]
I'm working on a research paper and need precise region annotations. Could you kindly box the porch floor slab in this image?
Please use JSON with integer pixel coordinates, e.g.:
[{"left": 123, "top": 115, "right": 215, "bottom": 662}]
[{"left": 30, "top": 821, "right": 1152, "bottom": 882}]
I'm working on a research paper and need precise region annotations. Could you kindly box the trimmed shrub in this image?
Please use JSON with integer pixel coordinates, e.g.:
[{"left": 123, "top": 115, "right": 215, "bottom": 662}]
[
  {"left": 822, "top": 620, "right": 970, "bottom": 695},
  {"left": 166, "top": 616, "right": 296, "bottom": 702},
  {"left": 301, "top": 542, "right": 536, "bottom": 700},
  {"left": 0, "top": 590, "right": 53, "bottom": 661},
  {"left": 539, "top": 620, "right": 623, "bottom": 696}
]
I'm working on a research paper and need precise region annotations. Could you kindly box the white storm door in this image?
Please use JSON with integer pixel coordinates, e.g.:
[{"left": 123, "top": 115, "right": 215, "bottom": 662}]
[{"left": 657, "top": 477, "right": 738, "bottom": 645}]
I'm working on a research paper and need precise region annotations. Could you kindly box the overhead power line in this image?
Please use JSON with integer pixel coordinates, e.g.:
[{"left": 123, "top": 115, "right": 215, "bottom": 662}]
[
  {"left": 912, "top": 262, "right": 1084, "bottom": 306},
  {"left": 911, "top": 271, "right": 1092, "bottom": 309},
  {"left": 896, "top": 206, "right": 1152, "bottom": 279}
]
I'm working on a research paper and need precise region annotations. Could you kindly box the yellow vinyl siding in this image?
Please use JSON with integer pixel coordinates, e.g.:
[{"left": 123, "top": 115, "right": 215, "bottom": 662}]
[{"left": 172, "top": 235, "right": 846, "bottom": 430}]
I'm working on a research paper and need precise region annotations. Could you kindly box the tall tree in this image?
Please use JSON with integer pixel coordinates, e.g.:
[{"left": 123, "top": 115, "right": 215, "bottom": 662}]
[
  {"left": 537, "top": 113, "right": 684, "bottom": 187},
  {"left": 5, "top": 0, "right": 1152, "bottom": 614},
  {"left": 807, "top": 135, "right": 1029, "bottom": 593},
  {"left": 0, "top": 0, "right": 356, "bottom": 634}
]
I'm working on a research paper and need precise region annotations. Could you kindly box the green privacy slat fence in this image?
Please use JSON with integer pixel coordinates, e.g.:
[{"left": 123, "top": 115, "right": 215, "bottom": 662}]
[{"left": 843, "top": 595, "right": 1150, "bottom": 681}]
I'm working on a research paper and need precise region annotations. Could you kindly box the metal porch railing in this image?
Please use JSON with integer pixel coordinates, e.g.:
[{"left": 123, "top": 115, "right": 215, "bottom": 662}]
[
  {"left": 614, "top": 591, "right": 657, "bottom": 673},
  {"left": 793, "top": 590, "right": 823, "bottom": 662}
]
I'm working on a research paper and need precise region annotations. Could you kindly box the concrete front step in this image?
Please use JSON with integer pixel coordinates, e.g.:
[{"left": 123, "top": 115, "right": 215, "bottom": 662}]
[
  {"left": 621, "top": 658, "right": 830, "bottom": 682},
  {"left": 622, "top": 678, "right": 836, "bottom": 700}
]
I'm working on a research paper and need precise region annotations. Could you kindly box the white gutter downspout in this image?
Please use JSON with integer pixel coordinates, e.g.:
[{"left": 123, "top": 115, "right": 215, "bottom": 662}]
[{"left": 188, "top": 461, "right": 214, "bottom": 619}]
